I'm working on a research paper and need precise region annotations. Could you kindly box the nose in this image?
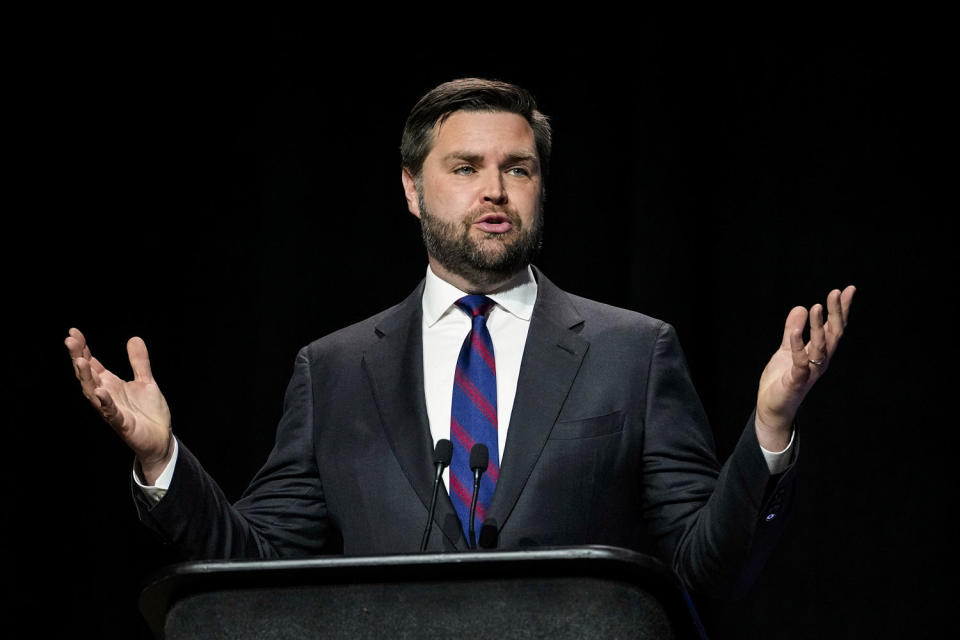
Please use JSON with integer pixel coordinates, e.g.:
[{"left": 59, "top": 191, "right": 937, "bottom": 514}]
[{"left": 481, "top": 171, "right": 507, "bottom": 205}]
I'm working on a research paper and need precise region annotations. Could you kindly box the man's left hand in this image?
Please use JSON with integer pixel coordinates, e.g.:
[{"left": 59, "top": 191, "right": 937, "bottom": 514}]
[{"left": 755, "top": 285, "right": 856, "bottom": 451}]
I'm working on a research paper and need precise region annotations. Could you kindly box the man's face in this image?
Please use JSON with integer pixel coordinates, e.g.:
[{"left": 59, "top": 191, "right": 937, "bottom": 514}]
[{"left": 402, "top": 110, "right": 544, "bottom": 292}]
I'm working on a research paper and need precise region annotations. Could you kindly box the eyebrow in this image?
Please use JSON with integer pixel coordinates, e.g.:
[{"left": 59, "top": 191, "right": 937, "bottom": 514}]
[{"left": 441, "top": 151, "right": 539, "bottom": 167}]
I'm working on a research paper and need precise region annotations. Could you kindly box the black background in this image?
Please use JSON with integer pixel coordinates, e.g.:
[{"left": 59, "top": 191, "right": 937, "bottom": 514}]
[{"left": 6, "top": 15, "right": 955, "bottom": 638}]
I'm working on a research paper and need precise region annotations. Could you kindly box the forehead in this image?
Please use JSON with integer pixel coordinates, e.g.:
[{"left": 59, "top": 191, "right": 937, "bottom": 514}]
[{"left": 428, "top": 110, "right": 537, "bottom": 159}]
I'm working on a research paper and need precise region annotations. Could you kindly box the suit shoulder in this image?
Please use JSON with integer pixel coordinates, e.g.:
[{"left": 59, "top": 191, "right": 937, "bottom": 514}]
[
  {"left": 300, "top": 305, "right": 399, "bottom": 360},
  {"left": 298, "top": 298, "right": 411, "bottom": 362},
  {"left": 563, "top": 290, "right": 669, "bottom": 337}
]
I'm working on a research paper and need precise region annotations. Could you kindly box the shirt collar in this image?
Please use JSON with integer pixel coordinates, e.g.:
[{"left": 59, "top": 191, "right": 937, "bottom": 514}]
[{"left": 422, "top": 264, "right": 539, "bottom": 327}]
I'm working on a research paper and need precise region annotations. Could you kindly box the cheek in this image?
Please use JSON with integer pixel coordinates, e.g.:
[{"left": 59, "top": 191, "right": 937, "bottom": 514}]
[
  {"left": 425, "top": 178, "right": 470, "bottom": 213},
  {"left": 514, "top": 186, "right": 542, "bottom": 221}
]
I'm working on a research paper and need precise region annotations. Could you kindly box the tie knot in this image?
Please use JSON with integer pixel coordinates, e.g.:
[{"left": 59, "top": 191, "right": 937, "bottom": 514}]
[{"left": 455, "top": 295, "right": 496, "bottom": 319}]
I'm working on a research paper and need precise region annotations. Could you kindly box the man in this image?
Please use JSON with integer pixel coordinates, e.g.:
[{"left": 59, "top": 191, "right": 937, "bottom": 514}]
[{"left": 64, "top": 78, "right": 854, "bottom": 599}]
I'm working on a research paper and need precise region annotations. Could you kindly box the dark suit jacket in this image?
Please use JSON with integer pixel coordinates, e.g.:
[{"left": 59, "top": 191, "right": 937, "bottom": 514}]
[{"left": 136, "top": 268, "right": 795, "bottom": 598}]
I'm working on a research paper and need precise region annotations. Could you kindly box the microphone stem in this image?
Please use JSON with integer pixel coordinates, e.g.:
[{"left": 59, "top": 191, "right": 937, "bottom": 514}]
[
  {"left": 420, "top": 464, "right": 444, "bottom": 552},
  {"left": 468, "top": 469, "right": 482, "bottom": 549}
]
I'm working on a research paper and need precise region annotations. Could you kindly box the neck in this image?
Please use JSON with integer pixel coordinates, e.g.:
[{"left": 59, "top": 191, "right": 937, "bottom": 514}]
[{"left": 427, "top": 258, "right": 528, "bottom": 295}]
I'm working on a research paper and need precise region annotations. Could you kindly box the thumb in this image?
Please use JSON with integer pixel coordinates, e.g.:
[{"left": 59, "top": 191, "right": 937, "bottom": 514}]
[{"left": 127, "top": 337, "right": 154, "bottom": 382}]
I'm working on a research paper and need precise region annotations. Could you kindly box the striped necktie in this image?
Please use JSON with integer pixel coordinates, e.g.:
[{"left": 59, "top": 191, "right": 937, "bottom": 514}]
[{"left": 449, "top": 295, "right": 500, "bottom": 545}]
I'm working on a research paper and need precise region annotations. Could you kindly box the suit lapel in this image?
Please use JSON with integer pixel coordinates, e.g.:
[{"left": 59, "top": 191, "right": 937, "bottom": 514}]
[
  {"left": 362, "top": 281, "right": 466, "bottom": 550},
  {"left": 487, "top": 269, "right": 589, "bottom": 534}
]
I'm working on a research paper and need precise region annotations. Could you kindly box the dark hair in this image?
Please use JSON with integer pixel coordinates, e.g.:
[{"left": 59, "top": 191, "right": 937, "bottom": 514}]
[{"left": 400, "top": 78, "right": 552, "bottom": 179}]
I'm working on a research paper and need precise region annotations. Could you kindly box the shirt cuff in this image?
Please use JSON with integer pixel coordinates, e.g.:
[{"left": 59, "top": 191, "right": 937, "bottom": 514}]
[
  {"left": 132, "top": 438, "right": 179, "bottom": 504},
  {"left": 759, "top": 429, "right": 795, "bottom": 475}
]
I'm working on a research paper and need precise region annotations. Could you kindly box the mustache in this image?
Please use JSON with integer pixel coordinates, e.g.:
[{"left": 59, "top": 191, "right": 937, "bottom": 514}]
[{"left": 465, "top": 206, "right": 521, "bottom": 225}]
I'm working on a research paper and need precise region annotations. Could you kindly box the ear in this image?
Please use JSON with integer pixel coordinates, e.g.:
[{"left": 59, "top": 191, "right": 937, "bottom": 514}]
[{"left": 401, "top": 167, "right": 421, "bottom": 219}]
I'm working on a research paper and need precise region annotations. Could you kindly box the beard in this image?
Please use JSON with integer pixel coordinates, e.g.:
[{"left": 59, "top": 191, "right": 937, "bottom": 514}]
[{"left": 418, "top": 188, "right": 544, "bottom": 292}]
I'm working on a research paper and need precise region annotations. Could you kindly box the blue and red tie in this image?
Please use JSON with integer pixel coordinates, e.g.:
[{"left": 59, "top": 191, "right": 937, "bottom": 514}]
[{"left": 449, "top": 295, "right": 500, "bottom": 543}]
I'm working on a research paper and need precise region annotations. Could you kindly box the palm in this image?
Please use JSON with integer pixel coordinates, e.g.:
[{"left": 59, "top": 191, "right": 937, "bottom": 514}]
[
  {"left": 757, "top": 335, "right": 819, "bottom": 427},
  {"left": 754, "top": 286, "right": 855, "bottom": 440},
  {"left": 95, "top": 365, "right": 171, "bottom": 454}
]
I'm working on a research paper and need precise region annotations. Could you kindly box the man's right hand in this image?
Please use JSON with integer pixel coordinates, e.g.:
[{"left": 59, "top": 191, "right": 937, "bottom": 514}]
[{"left": 65, "top": 328, "right": 174, "bottom": 485}]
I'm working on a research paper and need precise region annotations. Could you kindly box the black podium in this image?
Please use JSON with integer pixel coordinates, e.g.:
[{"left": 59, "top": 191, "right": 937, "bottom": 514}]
[{"left": 139, "top": 545, "right": 704, "bottom": 639}]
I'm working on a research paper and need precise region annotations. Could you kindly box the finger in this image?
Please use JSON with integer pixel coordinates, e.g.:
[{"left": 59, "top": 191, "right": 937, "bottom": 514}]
[
  {"left": 91, "top": 363, "right": 104, "bottom": 389},
  {"left": 824, "top": 288, "right": 848, "bottom": 355},
  {"left": 76, "top": 357, "right": 100, "bottom": 404},
  {"left": 840, "top": 285, "right": 856, "bottom": 326},
  {"left": 127, "top": 337, "right": 154, "bottom": 382},
  {"left": 66, "top": 329, "right": 94, "bottom": 376},
  {"left": 66, "top": 340, "right": 81, "bottom": 377},
  {"left": 781, "top": 306, "right": 808, "bottom": 350},
  {"left": 789, "top": 328, "right": 811, "bottom": 384},
  {"left": 89, "top": 356, "right": 107, "bottom": 375},
  {"left": 809, "top": 304, "right": 827, "bottom": 364},
  {"left": 95, "top": 388, "right": 126, "bottom": 430},
  {"left": 826, "top": 289, "right": 844, "bottom": 336},
  {"left": 65, "top": 329, "right": 85, "bottom": 360}
]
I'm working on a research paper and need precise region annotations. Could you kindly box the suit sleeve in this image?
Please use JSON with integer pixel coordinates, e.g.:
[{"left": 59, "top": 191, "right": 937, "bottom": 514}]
[
  {"left": 133, "top": 347, "right": 335, "bottom": 560},
  {"left": 640, "top": 322, "right": 796, "bottom": 599}
]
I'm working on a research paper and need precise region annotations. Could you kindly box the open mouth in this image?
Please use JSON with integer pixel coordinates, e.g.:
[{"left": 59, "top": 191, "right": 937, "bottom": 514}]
[{"left": 474, "top": 212, "right": 513, "bottom": 234}]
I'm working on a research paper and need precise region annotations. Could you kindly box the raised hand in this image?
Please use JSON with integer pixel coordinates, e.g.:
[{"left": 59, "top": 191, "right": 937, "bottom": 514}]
[
  {"left": 65, "top": 328, "right": 173, "bottom": 484},
  {"left": 754, "top": 286, "right": 856, "bottom": 451}
]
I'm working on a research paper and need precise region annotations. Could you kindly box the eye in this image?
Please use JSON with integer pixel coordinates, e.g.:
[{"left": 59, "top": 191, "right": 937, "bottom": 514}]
[
  {"left": 453, "top": 166, "right": 476, "bottom": 176},
  {"left": 507, "top": 167, "right": 530, "bottom": 177}
]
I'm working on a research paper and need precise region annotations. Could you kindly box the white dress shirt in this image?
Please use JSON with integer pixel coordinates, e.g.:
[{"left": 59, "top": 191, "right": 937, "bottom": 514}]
[
  {"left": 422, "top": 264, "right": 538, "bottom": 462},
  {"left": 421, "top": 264, "right": 538, "bottom": 487},
  {"left": 136, "top": 264, "right": 794, "bottom": 500}
]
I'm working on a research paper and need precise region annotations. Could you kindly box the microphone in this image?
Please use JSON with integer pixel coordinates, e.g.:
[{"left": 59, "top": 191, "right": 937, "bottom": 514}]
[
  {"left": 478, "top": 517, "right": 499, "bottom": 549},
  {"left": 420, "top": 439, "right": 453, "bottom": 552},
  {"left": 468, "top": 443, "right": 489, "bottom": 549}
]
